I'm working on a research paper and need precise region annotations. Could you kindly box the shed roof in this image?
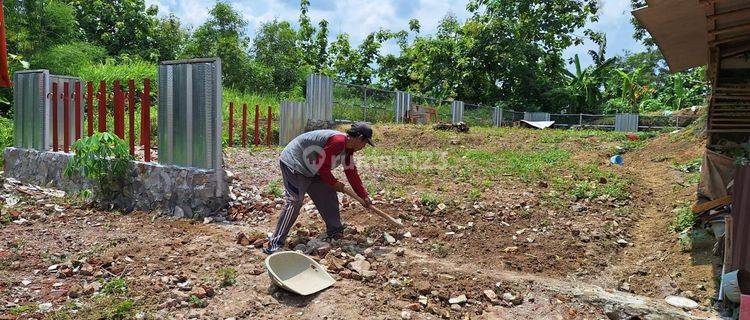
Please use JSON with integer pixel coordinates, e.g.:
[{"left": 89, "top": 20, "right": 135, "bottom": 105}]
[{"left": 632, "top": 0, "right": 750, "bottom": 73}]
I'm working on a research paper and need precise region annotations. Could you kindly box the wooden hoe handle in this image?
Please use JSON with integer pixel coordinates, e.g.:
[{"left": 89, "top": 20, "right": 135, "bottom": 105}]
[{"left": 342, "top": 188, "right": 404, "bottom": 227}]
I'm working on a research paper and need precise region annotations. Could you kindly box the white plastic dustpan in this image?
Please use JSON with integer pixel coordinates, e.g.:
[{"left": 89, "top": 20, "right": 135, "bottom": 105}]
[{"left": 264, "top": 251, "right": 335, "bottom": 295}]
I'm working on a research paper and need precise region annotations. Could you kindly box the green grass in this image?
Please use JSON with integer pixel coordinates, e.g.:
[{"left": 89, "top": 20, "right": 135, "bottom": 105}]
[
  {"left": 672, "top": 203, "right": 695, "bottom": 232},
  {"left": 10, "top": 304, "right": 36, "bottom": 315}
]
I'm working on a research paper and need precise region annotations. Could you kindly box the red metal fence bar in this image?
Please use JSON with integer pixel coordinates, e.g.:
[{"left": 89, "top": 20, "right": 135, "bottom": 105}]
[
  {"left": 242, "top": 103, "right": 247, "bottom": 147},
  {"left": 228, "top": 102, "right": 234, "bottom": 146},
  {"left": 141, "top": 79, "right": 151, "bottom": 162},
  {"left": 128, "top": 80, "right": 135, "bottom": 155},
  {"left": 266, "top": 105, "right": 272, "bottom": 147},
  {"left": 52, "top": 83, "right": 58, "bottom": 152},
  {"left": 254, "top": 104, "right": 260, "bottom": 146},
  {"left": 98, "top": 81, "right": 106, "bottom": 133},
  {"left": 63, "top": 82, "right": 70, "bottom": 153},
  {"left": 86, "top": 81, "right": 93, "bottom": 136},
  {"left": 74, "top": 82, "right": 81, "bottom": 141},
  {"left": 113, "top": 80, "right": 124, "bottom": 139}
]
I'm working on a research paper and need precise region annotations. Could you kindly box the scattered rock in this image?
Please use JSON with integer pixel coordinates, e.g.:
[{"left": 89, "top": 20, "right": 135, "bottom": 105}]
[
  {"left": 418, "top": 295, "right": 429, "bottom": 306},
  {"left": 236, "top": 232, "right": 251, "bottom": 246},
  {"left": 572, "top": 203, "right": 588, "bottom": 212},
  {"left": 349, "top": 260, "right": 371, "bottom": 275},
  {"left": 191, "top": 286, "right": 207, "bottom": 299},
  {"left": 617, "top": 239, "right": 628, "bottom": 247},
  {"left": 38, "top": 302, "right": 53, "bottom": 312},
  {"left": 79, "top": 263, "right": 94, "bottom": 276},
  {"left": 483, "top": 289, "right": 497, "bottom": 302},
  {"left": 664, "top": 295, "right": 698, "bottom": 309},
  {"left": 502, "top": 246, "right": 518, "bottom": 253},
  {"left": 395, "top": 248, "right": 405, "bottom": 257},
  {"left": 448, "top": 294, "right": 467, "bottom": 304},
  {"left": 400, "top": 310, "right": 412, "bottom": 320},
  {"left": 383, "top": 232, "right": 396, "bottom": 244}
]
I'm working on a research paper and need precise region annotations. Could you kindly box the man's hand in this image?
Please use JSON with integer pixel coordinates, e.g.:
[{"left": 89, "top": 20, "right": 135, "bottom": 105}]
[
  {"left": 362, "top": 197, "right": 372, "bottom": 208},
  {"left": 334, "top": 182, "right": 345, "bottom": 192}
]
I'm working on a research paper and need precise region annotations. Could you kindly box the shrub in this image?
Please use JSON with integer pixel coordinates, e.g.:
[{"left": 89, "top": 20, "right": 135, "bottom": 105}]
[
  {"left": 64, "top": 133, "right": 134, "bottom": 203},
  {"left": 30, "top": 42, "right": 107, "bottom": 76}
]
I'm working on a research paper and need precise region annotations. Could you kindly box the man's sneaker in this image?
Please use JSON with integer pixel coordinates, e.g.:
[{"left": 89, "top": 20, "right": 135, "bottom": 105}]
[{"left": 262, "top": 246, "right": 280, "bottom": 255}]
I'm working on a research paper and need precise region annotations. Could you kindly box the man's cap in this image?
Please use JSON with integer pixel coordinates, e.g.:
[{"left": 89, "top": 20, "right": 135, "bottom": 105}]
[{"left": 350, "top": 122, "right": 375, "bottom": 146}]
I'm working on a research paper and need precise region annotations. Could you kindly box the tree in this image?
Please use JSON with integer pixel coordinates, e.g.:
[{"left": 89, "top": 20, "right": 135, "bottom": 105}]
[
  {"left": 563, "top": 54, "right": 615, "bottom": 114},
  {"left": 253, "top": 20, "right": 305, "bottom": 92},
  {"left": 183, "top": 2, "right": 253, "bottom": 90},
  {"left": 64, "top": 0, "right": 159, "bottom": 60},
  {"left": 152, "top": 14, "right": 189, "bottom": 61}
]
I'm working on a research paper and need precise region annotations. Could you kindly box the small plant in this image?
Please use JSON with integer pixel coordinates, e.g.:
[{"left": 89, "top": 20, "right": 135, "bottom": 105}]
[
  {"left": 430, "top": 242, "right": 448, "bottom": 257},
  {"left": 188, "top": 295, "right": 207, "bottom": 308},
  {"left": 420, "top": 194, "right": 440, "bottom": 212},
  {"left": 100, "top": 277, "right": 128, "bottom": 295},
  {"left": 218, "top": 267, "right": 237, "bottom": 287},
  {"left": 265, "top": 179, "right": 284, "bottom": 198},
  {"left": 64, "top": 133, "right": 134, "bottom": 204}
]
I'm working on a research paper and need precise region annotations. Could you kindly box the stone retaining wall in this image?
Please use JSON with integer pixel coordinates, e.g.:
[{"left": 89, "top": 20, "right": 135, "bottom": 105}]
[{"left": 3, "top": 147, "right": 229, "bottom": 218}]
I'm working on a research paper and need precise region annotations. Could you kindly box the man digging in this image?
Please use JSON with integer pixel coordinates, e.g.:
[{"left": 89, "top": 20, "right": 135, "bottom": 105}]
[{"left": 263, "top": 122, "right": 374, "bottom": 254}]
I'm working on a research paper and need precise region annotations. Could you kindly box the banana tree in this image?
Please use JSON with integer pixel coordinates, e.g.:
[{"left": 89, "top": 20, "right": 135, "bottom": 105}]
[
  {"left": 563, "top": 54, "right": 615, "bottom": 114},
  {"left": 614, "top": 67, "right": 653, "bottom": 113}
]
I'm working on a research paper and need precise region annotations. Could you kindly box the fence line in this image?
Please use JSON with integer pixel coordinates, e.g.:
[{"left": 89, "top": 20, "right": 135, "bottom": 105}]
[{"left": 329, "top": 80, "right": 698, "bottom": 131}]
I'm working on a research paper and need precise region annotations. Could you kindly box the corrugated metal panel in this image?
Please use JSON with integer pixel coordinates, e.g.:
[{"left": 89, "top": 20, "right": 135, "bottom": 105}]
[
  {"left": 451, "top": 101, "right": 464, "bottom": 124},
  {"left": 158, "top": 58, "right": 222, "bottom": 171},
  {"left": 306, "top": 74, "right": 333, "bottom": 121},
  {"left": 279, "top": 101, "right": 307, "bottom": 145},
  {"left": 615, "top": 114, "right": 639, "bottom": 132},
  {"left": 493, "top": 107, "right": 503, "bottom": 127},
  {"left": 524, "top": 112, "right": 551, "bottom": 122},
  {"left": 394, "top": 91, "right": 410, "bottom": 123},
  {"left": 49, "top": 75, "right": 83, "bottom": 148},
  {"left": 13, "top": 70, "right": 51, "bottom": 150}
]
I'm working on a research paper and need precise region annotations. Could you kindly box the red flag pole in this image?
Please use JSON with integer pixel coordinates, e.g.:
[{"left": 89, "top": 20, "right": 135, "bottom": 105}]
[{"left": 0, "top": 0, "right": 11, "bottom": 87}]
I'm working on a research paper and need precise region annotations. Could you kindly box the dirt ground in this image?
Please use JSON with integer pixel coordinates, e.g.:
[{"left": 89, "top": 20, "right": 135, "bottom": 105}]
[{"left": 0, "top": 124, "right": 718, "bottom": 319}]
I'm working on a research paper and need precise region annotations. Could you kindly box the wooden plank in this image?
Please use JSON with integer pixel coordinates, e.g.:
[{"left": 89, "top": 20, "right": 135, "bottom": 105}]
[
  {"left": 707, "top": 6, "right": 750, "bottom": 21},
  {"left": 709, "top": 22, "right": 750, "bottom": 37}
]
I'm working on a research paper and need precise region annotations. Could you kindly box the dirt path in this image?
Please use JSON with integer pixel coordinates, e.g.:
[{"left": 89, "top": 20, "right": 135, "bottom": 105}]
[{"left": 601, "top": 133, "right": 717, "bottom": 305}]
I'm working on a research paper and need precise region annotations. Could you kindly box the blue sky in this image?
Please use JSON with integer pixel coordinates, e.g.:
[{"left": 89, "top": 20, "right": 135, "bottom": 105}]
[{"left": 145, "top": 0, "right": 646, "bottom": 69}]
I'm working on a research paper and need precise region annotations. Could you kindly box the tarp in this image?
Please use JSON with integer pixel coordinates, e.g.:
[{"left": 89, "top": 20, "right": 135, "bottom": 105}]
[
  {"left": 519, "top": 120, "right": 555, "bottom": 129},
  {"left": 698, "top": 149, "right": 736, "bottom": 202}
]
